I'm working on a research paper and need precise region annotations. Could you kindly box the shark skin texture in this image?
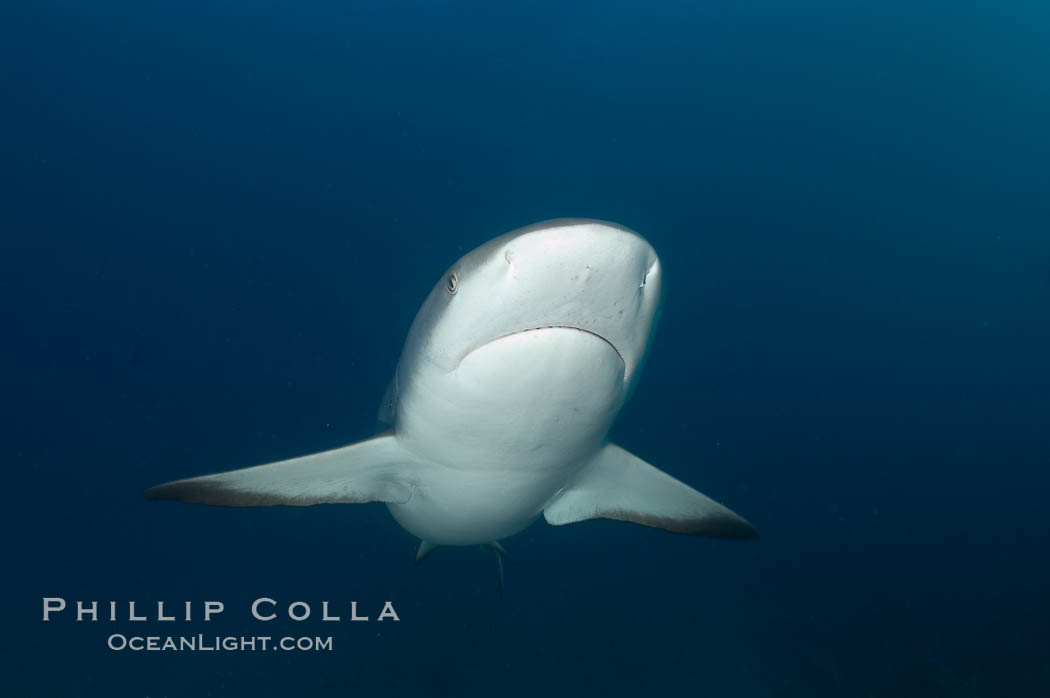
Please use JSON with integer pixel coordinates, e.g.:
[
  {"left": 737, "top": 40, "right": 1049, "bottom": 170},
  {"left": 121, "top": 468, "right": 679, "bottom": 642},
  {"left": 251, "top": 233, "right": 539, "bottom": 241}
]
[{"left": 147, "top": 219, "right": 757, "bottom": 561}]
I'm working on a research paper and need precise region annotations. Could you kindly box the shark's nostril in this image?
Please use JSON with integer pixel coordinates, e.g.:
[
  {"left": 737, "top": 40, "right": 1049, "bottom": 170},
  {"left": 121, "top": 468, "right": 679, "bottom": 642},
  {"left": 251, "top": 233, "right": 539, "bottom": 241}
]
[
  {"left": 641, "top": 264, "right": 654, "bottom": 288},
  {"left": 641, "top": 258, "right": 660, "bottom": 289}
]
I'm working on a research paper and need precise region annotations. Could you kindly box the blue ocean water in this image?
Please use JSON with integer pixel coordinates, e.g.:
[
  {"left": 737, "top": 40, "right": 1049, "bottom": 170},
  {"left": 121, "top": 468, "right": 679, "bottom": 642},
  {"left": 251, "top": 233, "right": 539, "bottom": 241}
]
[{"left": 3, "top": 0, "right": 1049, "bottom": 695}]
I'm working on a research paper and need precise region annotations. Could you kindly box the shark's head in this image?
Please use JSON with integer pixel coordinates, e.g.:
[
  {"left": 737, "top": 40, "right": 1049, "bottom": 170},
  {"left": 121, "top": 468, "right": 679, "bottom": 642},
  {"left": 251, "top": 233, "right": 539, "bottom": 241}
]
[{"left": 401, "top": 219, "right": 663, "bottom": 387}]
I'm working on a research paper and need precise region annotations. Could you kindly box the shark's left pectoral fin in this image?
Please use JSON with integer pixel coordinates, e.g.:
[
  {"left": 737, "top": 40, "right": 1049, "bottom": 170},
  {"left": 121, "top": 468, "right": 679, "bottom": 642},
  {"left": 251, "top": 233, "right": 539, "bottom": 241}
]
[
  {"left": 146, "top": 434, "right": 420, "bottom": 507},
  {"left": 544, "top": 444, "right": 758, "bottom": 539}
]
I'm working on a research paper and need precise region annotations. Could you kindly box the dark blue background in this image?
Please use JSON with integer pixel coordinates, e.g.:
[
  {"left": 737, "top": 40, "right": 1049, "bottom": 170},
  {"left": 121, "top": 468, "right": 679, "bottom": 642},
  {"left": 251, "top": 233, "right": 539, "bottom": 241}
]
[{"left": 3, "top": 1, "right": 1048, "bottom": 695}]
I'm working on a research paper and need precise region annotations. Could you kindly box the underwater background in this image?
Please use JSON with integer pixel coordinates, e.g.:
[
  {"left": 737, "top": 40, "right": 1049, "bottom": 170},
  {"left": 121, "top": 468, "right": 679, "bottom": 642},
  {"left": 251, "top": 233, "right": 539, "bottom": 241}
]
[{"left": 3, "top": 0, "right": 1049, "bottom": 695}]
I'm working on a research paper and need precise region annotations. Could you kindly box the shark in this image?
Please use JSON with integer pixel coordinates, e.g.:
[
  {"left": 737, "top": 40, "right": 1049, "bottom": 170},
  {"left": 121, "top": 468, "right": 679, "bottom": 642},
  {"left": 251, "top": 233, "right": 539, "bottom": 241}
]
[{"left": 147, "top": 219, "right": 757, "bottom": 570}]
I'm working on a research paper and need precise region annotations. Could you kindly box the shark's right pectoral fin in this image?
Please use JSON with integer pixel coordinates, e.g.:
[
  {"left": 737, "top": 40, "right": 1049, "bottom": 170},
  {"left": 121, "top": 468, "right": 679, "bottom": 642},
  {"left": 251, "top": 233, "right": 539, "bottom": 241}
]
[
  {"left": 146, "top": 434, "right": 420, "bottom": 507},
  {"left": 543, "top": 443, "right": 758, "bottom": 539}
]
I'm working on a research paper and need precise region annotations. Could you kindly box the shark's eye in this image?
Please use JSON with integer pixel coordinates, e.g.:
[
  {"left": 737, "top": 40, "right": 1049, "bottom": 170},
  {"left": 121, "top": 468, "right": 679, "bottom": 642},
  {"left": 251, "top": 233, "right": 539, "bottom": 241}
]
[{"left": 446, "top": 272, "right": 459, "bottom": 295}]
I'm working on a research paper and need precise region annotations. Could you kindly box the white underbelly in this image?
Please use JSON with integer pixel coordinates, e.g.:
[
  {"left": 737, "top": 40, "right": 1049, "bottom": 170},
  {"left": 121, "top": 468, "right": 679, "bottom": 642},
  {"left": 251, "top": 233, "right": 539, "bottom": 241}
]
[
  {"left": 388, "top": 327, "right": 627, "bottom": 544},
  {"left": 386, "top": 463, "right": 571, "bottom": 545}
]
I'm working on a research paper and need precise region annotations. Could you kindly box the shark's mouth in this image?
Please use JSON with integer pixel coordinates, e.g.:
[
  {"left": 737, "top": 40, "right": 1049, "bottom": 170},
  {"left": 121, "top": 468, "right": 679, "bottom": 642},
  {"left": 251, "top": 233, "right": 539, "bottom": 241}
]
[{"left": 464, "top": 325, "right": 626, "bottom": 371}]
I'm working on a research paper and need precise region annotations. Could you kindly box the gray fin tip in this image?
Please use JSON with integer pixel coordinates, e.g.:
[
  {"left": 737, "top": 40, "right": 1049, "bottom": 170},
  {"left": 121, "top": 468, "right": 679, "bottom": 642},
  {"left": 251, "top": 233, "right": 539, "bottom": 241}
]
[
  {"left": 145, "top": 480, "right": 314, "bottom": 508},
  {"left": 606, "top": 509, "right": 759, "bottom": 540}
]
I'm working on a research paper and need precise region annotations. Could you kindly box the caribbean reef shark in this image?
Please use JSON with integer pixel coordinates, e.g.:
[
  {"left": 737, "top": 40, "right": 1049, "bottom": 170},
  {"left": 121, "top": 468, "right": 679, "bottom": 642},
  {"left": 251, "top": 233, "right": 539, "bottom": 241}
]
[{"left": 148, "top": 219, "right": 757, "bottom": 568}]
